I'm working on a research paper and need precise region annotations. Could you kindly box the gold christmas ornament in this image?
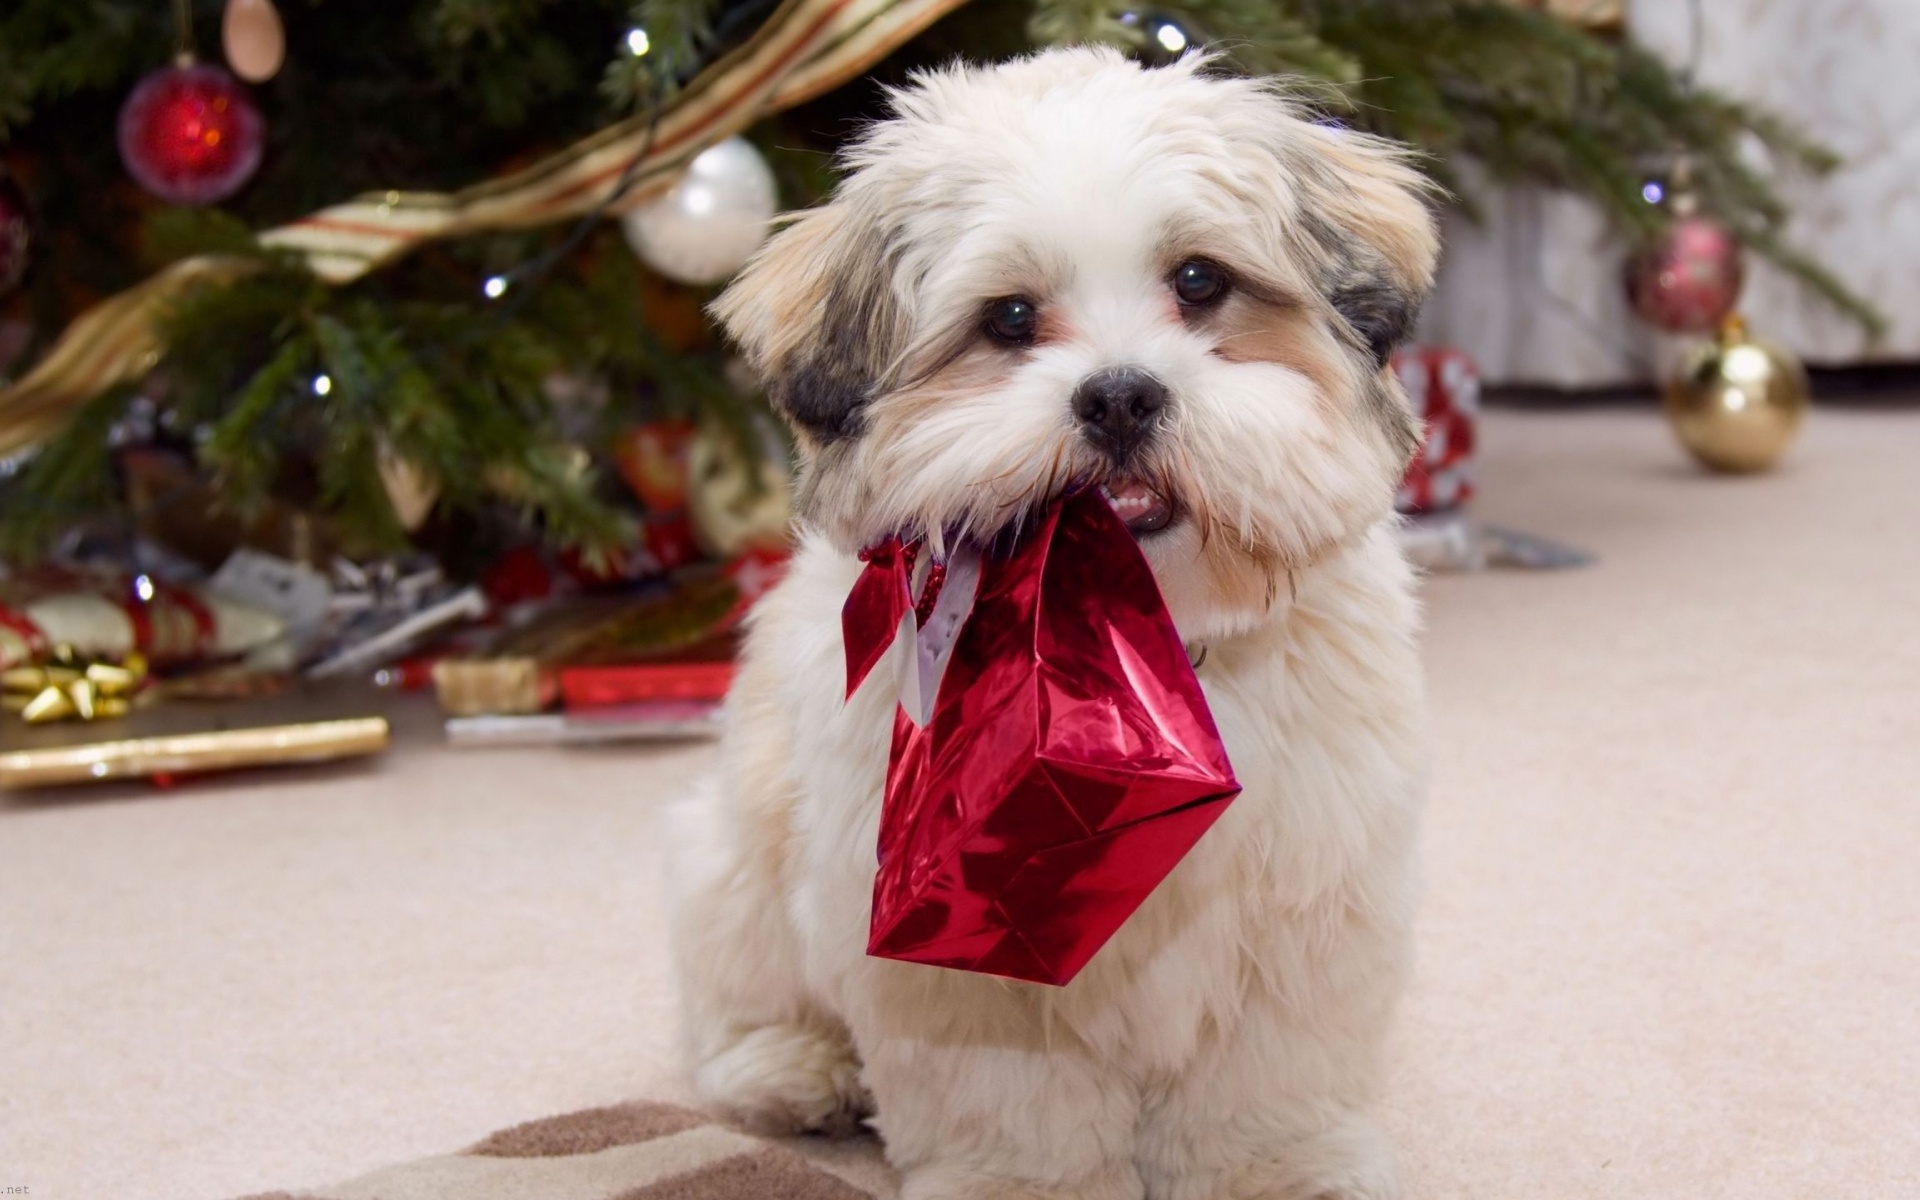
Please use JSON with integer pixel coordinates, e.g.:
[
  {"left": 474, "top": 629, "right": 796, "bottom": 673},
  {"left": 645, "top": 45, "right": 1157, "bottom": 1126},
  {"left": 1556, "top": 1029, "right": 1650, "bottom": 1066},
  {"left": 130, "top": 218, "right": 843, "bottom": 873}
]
[
  {"left": 1665, "top": 317, "right": 1810, "bottom": 473},
  {"left": 3, "top": 647, "right": 148, "bottom": 724}
]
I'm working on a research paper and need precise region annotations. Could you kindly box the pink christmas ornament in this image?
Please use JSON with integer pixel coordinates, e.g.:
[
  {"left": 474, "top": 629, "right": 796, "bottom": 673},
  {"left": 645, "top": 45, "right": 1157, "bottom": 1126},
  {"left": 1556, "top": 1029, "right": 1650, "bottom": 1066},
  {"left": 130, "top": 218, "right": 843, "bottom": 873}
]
[
  {"left": 118, "top": 62, "right": 265, "bottom": 206},
  {"left": 1625, "top": 215, "right": 1745, "bottom": 335}
]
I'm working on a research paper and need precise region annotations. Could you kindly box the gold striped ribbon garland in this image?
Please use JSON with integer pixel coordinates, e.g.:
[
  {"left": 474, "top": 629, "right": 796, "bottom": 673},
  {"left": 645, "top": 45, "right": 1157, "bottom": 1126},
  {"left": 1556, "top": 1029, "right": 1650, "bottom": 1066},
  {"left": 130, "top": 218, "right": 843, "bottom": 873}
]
[{"left": 0, "top": 0, "right": 970, "bottom": 458}]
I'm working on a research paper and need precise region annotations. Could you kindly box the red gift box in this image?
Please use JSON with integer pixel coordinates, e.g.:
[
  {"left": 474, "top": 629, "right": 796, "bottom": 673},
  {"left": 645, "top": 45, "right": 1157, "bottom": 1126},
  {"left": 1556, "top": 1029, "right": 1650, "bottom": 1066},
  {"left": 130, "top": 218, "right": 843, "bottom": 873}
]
[
  {"left": 1393, "top": 345, "right": 1479, "bottom": 514},
  {"left": 559, "top": 659, "right": 736, "bottom": 708},
  {"left": 847, "top": 490, "right": 1241, "bottom": 987}
]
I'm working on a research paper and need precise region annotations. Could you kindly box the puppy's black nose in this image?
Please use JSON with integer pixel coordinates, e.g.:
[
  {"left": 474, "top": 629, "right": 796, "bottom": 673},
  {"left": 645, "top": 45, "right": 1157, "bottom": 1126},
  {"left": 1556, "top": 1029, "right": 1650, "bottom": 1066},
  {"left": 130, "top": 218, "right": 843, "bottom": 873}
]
[{"left": 1072, "top": 367, "right": 1167, "bottom": 460}]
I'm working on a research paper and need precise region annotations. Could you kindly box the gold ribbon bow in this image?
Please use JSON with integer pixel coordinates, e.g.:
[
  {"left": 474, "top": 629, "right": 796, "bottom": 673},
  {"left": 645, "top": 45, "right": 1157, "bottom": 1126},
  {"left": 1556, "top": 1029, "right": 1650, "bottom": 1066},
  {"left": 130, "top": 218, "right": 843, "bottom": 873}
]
[{"left": 2, "top": 647, "right": 148, "bottom": 723}]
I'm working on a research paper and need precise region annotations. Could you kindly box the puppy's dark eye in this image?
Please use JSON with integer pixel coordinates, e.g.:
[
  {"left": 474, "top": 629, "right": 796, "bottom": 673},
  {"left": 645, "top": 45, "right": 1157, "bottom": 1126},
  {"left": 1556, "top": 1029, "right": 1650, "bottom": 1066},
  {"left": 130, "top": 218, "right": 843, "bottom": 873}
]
[
  {"left": 1172, "top": 260, "right": 1229, "bottom": 308},
  {"left": 984, "top": 297, "right": 1039, "bottom": 346}
]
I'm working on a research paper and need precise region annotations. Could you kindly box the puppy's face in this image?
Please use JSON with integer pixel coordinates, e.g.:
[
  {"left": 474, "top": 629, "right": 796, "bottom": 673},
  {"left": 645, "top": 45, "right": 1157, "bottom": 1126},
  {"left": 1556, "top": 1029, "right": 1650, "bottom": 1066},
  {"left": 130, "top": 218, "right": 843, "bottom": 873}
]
[{"left": 716, "top": 48, "right": 1439, "bottom": 640}]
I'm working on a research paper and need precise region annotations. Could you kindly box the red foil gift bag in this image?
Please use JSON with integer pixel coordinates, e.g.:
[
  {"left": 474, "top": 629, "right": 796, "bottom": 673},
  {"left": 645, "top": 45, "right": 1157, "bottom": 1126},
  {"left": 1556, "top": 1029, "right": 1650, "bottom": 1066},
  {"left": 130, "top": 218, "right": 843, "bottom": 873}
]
[{"left": 844, "top": 490, "right": 1241, "bottom": 986}]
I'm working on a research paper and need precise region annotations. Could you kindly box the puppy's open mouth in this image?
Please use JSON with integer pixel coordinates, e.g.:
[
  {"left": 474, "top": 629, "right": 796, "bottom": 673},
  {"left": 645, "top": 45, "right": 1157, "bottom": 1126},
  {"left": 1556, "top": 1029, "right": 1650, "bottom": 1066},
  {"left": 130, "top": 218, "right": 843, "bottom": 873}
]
[{"left": 1100, "top": 476, "right": 1177, "bottom": 536}]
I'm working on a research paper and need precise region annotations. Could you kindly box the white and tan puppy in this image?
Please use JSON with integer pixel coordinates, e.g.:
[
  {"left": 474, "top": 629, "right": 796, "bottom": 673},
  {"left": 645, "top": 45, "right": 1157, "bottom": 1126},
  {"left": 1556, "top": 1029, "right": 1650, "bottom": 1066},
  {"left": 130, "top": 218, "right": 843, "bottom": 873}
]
[{"left": 665, "top": 46, "right": 1438, "bottom": 1200}]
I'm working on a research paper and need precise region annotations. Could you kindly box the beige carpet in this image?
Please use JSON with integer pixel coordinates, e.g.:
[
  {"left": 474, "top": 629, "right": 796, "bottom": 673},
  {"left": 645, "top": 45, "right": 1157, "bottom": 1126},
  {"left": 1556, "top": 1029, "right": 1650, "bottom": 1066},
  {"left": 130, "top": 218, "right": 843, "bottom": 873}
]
[{"left": 3, "top": 408, "right": 1917, "bottom": 1200}]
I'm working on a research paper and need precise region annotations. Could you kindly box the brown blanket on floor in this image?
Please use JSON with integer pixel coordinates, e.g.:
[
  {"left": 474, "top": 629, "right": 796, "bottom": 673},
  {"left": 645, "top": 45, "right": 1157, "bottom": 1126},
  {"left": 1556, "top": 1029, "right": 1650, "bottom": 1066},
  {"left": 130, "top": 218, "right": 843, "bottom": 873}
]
[{"left": 235, "top": 1102, "right": 881, "bottom": 1200}]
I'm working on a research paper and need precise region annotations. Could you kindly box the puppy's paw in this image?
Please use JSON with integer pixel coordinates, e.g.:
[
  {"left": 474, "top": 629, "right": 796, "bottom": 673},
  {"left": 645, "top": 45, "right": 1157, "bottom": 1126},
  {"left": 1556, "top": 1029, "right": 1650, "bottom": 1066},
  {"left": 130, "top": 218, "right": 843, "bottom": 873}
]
[
  {"left": 1234, "top": 1118, "right": 1401, "bottom": 1200},
  {"left": 696, "top": 1023, "right": 873, "bottom": 1137}
]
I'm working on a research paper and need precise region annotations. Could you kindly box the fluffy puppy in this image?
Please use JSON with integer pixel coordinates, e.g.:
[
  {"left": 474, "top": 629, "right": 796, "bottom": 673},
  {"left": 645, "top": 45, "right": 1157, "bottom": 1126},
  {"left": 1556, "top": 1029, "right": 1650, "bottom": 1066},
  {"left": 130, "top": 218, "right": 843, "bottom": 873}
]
[{"left": 665, "top": 46, "right": 1437, "bottom": 1200}]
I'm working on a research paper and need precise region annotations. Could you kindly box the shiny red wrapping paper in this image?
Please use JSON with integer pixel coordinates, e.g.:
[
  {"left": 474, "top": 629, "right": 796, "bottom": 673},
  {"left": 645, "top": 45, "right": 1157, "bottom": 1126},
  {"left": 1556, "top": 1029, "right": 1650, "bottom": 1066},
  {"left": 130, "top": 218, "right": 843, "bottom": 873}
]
[{"left": 843, "top": 490, "right": 1241, "bottom": 986}]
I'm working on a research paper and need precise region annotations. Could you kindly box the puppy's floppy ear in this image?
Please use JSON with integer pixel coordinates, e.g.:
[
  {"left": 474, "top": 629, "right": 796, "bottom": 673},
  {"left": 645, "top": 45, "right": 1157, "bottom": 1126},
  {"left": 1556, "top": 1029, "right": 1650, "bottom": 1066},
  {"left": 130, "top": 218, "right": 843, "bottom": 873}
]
[
  {"left": 710, "top": 198, "right": 904, "bottom": 446},
  {"left": 1284, "top": 124, "right": 1442, "bottom": 370}
]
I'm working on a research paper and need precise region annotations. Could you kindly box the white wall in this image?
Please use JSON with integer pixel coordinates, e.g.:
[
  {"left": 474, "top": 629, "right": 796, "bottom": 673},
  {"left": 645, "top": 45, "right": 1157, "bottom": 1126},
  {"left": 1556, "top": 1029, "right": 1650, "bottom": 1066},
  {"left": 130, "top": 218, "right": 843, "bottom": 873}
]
[{"left": 1420, "top": 0, "right": 1920, "bottom": 386}]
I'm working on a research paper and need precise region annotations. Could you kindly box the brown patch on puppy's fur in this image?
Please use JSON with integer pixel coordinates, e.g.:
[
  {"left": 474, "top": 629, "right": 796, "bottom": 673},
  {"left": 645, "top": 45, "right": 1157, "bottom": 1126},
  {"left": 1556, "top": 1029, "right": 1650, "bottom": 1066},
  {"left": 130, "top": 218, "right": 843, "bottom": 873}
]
[
  {"left": 1267, "top": 123, "right": 1440, "bottom": 467},
  {"left": 1208, "top": 290, "right": 1419, "bottom": 473},
  {"left": 712, "top": 202, "right": 905, "bottom": 447},
  {"left": 1279, "top": 132, "right": 1442, "bottom": 308},
  {"left": 1209, "top": 293, "right": 1356, "bottom": 415}
]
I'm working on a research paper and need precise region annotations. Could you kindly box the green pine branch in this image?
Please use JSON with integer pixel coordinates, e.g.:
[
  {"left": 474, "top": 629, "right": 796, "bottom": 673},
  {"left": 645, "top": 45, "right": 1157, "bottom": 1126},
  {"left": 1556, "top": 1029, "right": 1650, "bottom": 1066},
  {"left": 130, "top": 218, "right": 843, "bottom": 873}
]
[
  {"left": 603, "top": 0, "right": 723, "bottom": 108},
  {"left": 2, "top": 216, "right": 757, "bottom": 560}
]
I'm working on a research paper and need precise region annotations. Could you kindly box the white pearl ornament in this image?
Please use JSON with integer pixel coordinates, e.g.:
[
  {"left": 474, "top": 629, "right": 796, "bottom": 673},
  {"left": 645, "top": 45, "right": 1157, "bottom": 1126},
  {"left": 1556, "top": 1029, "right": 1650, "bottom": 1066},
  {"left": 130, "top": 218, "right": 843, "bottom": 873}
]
[{"left": 620, "top": 137, "right": 778, "bottom": 286}]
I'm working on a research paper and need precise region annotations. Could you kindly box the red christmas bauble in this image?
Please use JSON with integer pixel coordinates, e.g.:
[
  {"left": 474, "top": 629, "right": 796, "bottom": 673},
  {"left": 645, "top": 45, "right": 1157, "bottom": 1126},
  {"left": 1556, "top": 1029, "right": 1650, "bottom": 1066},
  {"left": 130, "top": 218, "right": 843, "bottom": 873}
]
[
  {"left": 117, "top": 62, "right": 265, "bottom": 206},
  {"left": 1624, "top": 215, "right": 1745, "bottom": 335},
  {"left": 0, "top": 171, "right": 30, "bottom": 295}
]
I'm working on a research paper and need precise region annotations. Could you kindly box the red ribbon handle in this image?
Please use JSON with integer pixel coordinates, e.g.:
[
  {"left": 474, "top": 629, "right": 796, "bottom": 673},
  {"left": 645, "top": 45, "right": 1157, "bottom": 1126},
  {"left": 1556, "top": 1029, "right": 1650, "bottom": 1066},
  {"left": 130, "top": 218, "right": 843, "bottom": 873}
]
[{"left": 842, "top": 538, "right": 915, "bottom": 699}]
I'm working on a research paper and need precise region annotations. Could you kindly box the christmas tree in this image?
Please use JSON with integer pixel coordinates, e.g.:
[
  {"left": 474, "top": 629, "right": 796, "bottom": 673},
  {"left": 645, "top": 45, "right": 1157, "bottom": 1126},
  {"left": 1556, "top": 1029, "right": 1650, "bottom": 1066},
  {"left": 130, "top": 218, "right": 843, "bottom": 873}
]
[{"left": 0, "top": 0, "right": 1879, "bottom": 562}]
